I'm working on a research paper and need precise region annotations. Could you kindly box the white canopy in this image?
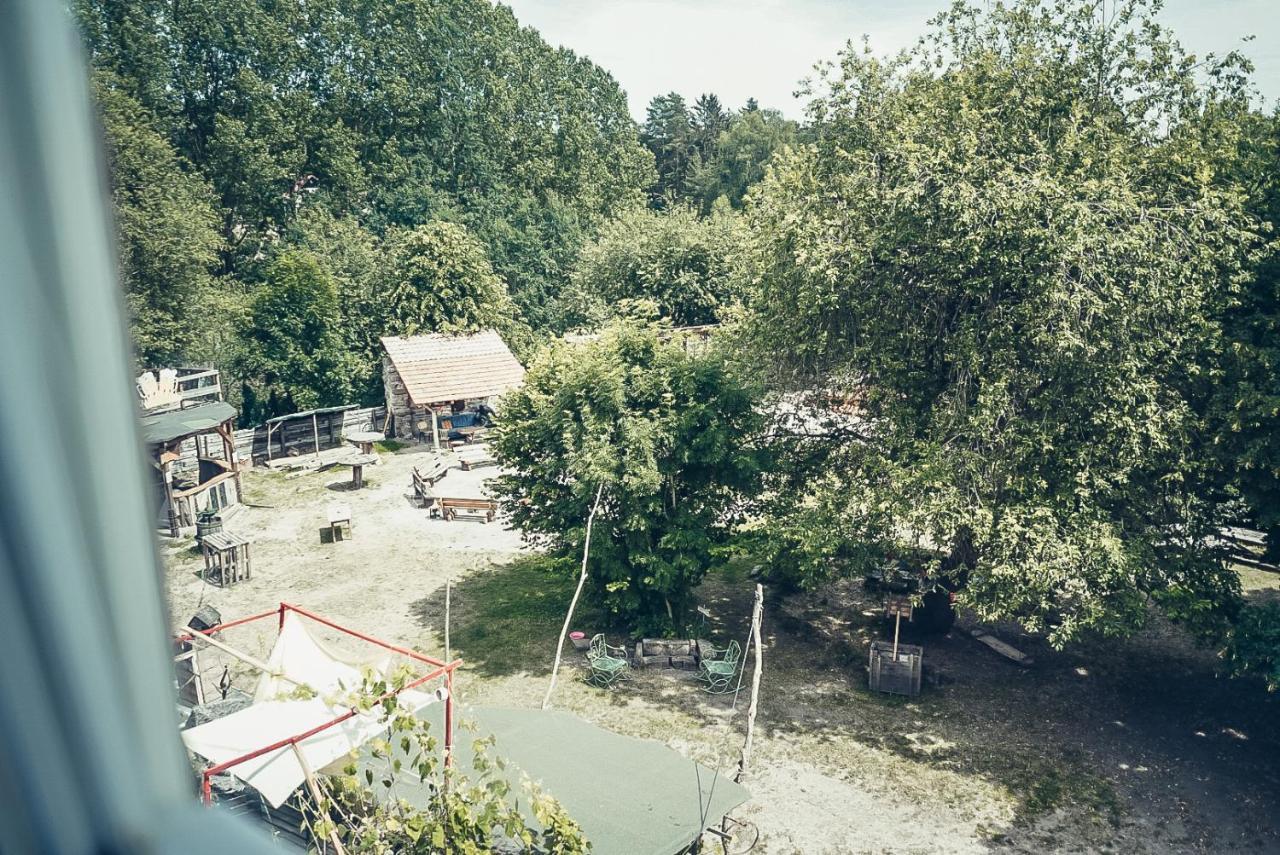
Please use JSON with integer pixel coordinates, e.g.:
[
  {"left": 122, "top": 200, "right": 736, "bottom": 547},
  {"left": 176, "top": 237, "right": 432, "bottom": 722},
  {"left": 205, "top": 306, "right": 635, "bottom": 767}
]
[{"left": 181, "top": 612, "right": 442, "bottom": 807}]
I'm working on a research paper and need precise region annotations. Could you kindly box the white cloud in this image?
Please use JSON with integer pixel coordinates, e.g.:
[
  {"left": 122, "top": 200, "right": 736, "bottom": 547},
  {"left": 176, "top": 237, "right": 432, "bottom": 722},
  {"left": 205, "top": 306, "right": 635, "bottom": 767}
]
[{"left": 500, "top": 0, "right": 1280, "bottom": 120}]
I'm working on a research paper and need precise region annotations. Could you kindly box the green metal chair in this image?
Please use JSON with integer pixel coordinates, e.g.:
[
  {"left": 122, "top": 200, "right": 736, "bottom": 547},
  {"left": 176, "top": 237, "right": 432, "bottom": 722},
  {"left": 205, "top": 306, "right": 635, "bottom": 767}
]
[
  {"left": 586, "top": 633, "right": 630, "bottom": 688},
  {"left": 698, "top": 640, "right": 741, "bottom": 694}
]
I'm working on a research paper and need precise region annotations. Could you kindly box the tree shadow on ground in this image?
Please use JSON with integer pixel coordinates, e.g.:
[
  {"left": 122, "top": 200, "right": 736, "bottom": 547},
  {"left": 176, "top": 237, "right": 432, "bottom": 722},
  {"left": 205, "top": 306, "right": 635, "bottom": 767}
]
[
  {"left": 765, "top": 575, "right": 1280, "bottom": 852},
  {"left": 412, "top": 552, "right": 1280, "bottom": 851}
]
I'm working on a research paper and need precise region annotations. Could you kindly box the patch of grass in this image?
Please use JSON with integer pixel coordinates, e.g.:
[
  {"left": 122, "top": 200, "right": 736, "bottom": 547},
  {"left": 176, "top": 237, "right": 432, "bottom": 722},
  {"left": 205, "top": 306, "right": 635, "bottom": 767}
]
[
  {"left": 426, "top": 555, "right": 601, "bottom": 677},
  {"left": 375, "top": 439, "right": 407, "bottom": 453},
  {"left": 1019, "top": 765, "right": 1122, "bottom": 826},
  {"left": 709, "top": 553, "right": 755, "bottom": 586}
]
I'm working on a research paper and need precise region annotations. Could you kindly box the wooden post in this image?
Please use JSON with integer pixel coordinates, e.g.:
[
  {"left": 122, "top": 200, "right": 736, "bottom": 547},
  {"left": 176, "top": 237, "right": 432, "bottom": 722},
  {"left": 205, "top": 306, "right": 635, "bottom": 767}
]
[
  {"left": 218, "top": 421, "right": 242, "bottom": 498},
  {"left": 736, "top": 584, "right": 764, "bottom": 783},
  {"left": 430, "top": 408, "right": 440, "bottom": 452},
  {"left": 893, "top": 613, "right": 901, "bottom": 660},
  {"left": 292, "top": 743, "right": 346, "bottom": 855},
  {"left": 444, "top": 577, "right": 452, "bottom": 665},
  {"left": 312, "top": 413, "right": 321, "bottom": 456},
  {"left": 543, "top": 484, "right": 605, "bottom": 710},
  {"left": 266, "top": 422, "right": 275, "bottom": 462},
  {"left": 160, "top": 459, "right": 178, "bottom": 537},
  {"left": 183, "top": 626, "right": 308, "bottom": 690}
]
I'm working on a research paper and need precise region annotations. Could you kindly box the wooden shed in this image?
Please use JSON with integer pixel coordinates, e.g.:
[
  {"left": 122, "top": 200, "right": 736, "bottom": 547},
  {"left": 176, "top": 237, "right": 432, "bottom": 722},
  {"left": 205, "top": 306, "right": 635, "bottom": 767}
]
[
  {"left": 140, "top": 400, "right": 242, "bottom": 537},
  {"left": 381, "top": 330, "right": 525, "bottom": 448}
]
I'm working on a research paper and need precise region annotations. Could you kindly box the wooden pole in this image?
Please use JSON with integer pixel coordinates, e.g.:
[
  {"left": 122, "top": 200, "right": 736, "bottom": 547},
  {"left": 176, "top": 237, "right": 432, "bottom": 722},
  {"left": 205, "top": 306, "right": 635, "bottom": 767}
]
[
  {"left": 292, "top": 743, "right": 347, "bottom": 855},
  {"left": 161, "top": 459, "right": 178, "bottom": 537},
  {"left": 735, "top": 583, "right": 764, "bottom": 783},
  {"left": 542, "top": 483, "right": 605, "bottom": 710},
  {"left": 183, "top": 626, "right": 310, "bottom": 691},
  {"left": 312, "top": 413, "right": 321, "bottom": 456},
  {"left": 431, "top": 409, "right": 440, "bottom": 452},
  {"left": 893, "top": 613, "right": 901, "bottom": 660}
]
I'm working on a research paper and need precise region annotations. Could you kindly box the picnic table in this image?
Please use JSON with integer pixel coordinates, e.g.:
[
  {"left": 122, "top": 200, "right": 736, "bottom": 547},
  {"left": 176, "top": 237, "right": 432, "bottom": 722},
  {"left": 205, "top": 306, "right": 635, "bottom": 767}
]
[
  {"left": 335, "top": 452, "right": 378, "bottom": 488},
  {"left": 452, "top": 425, "right": 486, "bottom": 443},
  {"left": 344, "top": 430, "right": 385, "bottom": 455},
  {"left": 457, "top": 444, "right": 497, "bottom": 470}
]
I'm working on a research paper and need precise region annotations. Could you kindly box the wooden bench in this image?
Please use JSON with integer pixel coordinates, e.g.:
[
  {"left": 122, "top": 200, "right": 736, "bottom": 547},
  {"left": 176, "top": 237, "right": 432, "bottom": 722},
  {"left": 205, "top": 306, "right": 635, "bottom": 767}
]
[
  {"left": 438, "top": 497, "right": 498, "bottom": 523},
  {"left": 458, "top": 453, "right": 497, "bottom": 471},
  {"left": 412, "top": 462, "right": 449, "bottom": 506}
]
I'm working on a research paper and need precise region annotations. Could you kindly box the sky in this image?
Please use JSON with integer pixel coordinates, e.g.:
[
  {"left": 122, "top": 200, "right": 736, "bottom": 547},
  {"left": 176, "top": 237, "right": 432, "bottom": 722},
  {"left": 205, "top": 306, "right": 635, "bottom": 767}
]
[{"left": 500, "top": 0, "right": 1280, "bottom": 120}]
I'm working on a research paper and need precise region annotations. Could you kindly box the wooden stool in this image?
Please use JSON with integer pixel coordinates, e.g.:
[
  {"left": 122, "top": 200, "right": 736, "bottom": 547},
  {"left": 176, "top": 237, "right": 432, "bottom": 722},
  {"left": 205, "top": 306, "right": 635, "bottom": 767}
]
[
  {"left": 326, "top": 503, "right": 352, "bottom": 541},
  {"left": 201, "top": 531, "right": 252, "bottom": 586}
]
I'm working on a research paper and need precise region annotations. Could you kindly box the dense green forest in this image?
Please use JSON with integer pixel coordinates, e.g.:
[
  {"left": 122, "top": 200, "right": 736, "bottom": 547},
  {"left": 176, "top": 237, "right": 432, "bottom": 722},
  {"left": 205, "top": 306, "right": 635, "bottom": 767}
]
[
  {"left": 75, "top": 0, "right": 787, "bottom": 424},
  {"left": 79, "top": 0, "right": 1279, "bottom": 684}
]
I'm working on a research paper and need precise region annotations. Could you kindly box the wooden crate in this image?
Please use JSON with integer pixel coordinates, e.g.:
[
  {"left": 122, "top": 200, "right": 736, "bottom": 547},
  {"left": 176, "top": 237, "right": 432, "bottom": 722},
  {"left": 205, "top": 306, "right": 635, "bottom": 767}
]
[
  {"left": 633, "top": 638, "right": 697, "bottom": 668},
  {"left": 868, "top": 640, "right": 923, "bottom": 697}
]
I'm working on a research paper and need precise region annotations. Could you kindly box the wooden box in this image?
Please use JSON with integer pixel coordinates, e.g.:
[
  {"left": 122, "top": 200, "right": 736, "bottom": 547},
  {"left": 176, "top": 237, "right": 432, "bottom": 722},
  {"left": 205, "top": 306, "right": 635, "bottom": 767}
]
[{"left": 868, "top": 640, "right": 923, "bottom": 697}]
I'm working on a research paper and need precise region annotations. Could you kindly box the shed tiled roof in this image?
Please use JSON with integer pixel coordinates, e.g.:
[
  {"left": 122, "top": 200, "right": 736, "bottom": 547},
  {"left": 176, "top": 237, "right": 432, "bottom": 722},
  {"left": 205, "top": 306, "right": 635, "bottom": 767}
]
[
  {"left": 140, "top": 401, "right": 238, "bottom": 445},
  {"left": 381, "top": 330, "right": 525, "bottom": 406}
]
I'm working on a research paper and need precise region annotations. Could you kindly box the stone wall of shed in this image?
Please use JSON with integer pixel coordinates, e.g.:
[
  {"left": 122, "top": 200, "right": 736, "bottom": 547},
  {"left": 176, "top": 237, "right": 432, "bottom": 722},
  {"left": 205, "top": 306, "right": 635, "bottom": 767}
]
[{"left": 383, "top": 355, "right": 415, "bottom": 440}]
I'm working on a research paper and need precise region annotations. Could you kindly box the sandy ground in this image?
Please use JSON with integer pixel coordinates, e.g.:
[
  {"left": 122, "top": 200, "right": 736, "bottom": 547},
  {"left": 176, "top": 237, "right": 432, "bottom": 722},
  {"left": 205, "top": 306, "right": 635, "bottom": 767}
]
[
  {"left": 164, "top": 446, "right": 1280, "bottom": 854},
  {"left": 165, "top": 444, "right": 523, "bottom": 642}
]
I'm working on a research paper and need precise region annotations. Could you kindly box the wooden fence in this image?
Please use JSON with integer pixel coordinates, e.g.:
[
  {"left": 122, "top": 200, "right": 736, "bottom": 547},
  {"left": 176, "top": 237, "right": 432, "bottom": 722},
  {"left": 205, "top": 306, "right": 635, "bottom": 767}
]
[{"left": 170, "top": 405, "right": 387, "bottom": 470}]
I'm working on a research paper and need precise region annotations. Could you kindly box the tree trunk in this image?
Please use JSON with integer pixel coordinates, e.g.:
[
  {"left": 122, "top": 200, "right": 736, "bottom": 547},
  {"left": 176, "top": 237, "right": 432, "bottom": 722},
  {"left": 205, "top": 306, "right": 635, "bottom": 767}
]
[{"left": 542, "top": 484, "right": 605, "bottom": 710}]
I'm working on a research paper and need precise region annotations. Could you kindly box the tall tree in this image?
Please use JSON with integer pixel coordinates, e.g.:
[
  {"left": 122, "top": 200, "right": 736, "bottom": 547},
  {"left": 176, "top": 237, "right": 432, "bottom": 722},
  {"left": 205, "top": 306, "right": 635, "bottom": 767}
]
[
  {"left": 691, "top": 104, "right": 798, "bottom": 211},
  {"left": 640, "top": 92, "right": 696, "bottom": 207},
  {"left": 1212, "top": 109, "right": 1280, "bottom": 559},
  {"left": 492, "top": 319, "right": 764, "bottom": 633},
  {"left": 562, "top": 205, "right": 744, "bottom": 328},
  {"left": 73, "top": 0, "right": 653, "bottom": 330},
  {"left": 741, "top": 0, "right": 1263, "bottom": 644},
  {"left": 690, "top": 93, "right": 730, "bottom": 164},
  {"left": 381, "top": 221, "right": 530, "bottom": 352},
  {"left": 238, "top": 250, "right": 356, "bottom": 421},
  {"left": 93, "top": 71, "right": 223, "bottom": 368}
]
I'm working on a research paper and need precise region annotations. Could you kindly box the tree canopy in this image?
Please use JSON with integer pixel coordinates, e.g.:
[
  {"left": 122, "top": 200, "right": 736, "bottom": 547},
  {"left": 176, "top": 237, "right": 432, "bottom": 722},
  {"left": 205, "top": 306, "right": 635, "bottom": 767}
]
[
  {"left": 491, "top": 320, "right": 764, "bottom": 633},
  {"left": 561, "top": 205, "right": 745, "bottom": 328},
  {"left": 640, "top": 92, "right": 799, "bottom": 212},
  {"left": 740, "top": 0, "right": 1266, "bottom": 644},
  {"left": 238, "top": 250, "right": 356, "bottom": 420},
  {"left": 76, "top": 0, "right": 652, "bottom": 413},
  {"left": 93, "top": 73, "right": 223, "bottom": 368}
]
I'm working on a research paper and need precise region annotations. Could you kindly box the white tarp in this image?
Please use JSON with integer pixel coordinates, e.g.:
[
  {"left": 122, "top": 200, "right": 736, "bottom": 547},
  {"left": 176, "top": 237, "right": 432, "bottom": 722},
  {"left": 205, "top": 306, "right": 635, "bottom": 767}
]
[
  {"left": 182, "top": 612, "right": 441, "bottom": 807},
  {"left": 252, "top": 609, "right": 388, "bottom": 703}
]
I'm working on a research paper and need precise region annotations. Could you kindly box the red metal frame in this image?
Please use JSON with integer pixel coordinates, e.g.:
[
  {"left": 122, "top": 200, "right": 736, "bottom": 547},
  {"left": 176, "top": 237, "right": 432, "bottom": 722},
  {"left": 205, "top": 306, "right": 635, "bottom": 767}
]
[{"left": 179, "top": 603, "right": 460, "bottom": 805}]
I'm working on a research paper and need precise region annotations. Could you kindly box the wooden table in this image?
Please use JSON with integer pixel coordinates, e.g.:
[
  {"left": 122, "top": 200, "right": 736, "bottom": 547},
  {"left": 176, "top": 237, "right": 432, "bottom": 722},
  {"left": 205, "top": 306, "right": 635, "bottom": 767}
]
[
  {"left": 344, "top": 430, "right": 385, "bottom": 456},
  {"left": 337, "top": 452, "right": 378, "bottom": 488},
  {"left": 453, "top": 425, "right": 486, "bottom": 443},
  {"left": 201, "top": 531, "right": 252, "bottom": 586}
]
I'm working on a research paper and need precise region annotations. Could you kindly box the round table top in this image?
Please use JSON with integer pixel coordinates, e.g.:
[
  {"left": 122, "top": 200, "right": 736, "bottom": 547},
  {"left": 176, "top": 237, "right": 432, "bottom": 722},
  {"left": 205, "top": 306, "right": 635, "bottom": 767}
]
[{"left": 345, "top": 431, "right": 385, "bottom": 443}]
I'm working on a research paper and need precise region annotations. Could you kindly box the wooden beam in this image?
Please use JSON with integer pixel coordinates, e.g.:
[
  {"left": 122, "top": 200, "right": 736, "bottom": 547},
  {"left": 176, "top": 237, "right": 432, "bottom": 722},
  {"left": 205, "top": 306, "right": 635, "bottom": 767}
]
[
  {"left": 968, "top": 628, "right": 1034, "bottom": 666},
  {"left": 736, "top": 584, "right": 764, "bottom": 782},
  {"left": 292, "top": 744, "right": 347, "bottom": 855},
  {"left": 182, "top": 626, "right": 311, "bottom": 689}
]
